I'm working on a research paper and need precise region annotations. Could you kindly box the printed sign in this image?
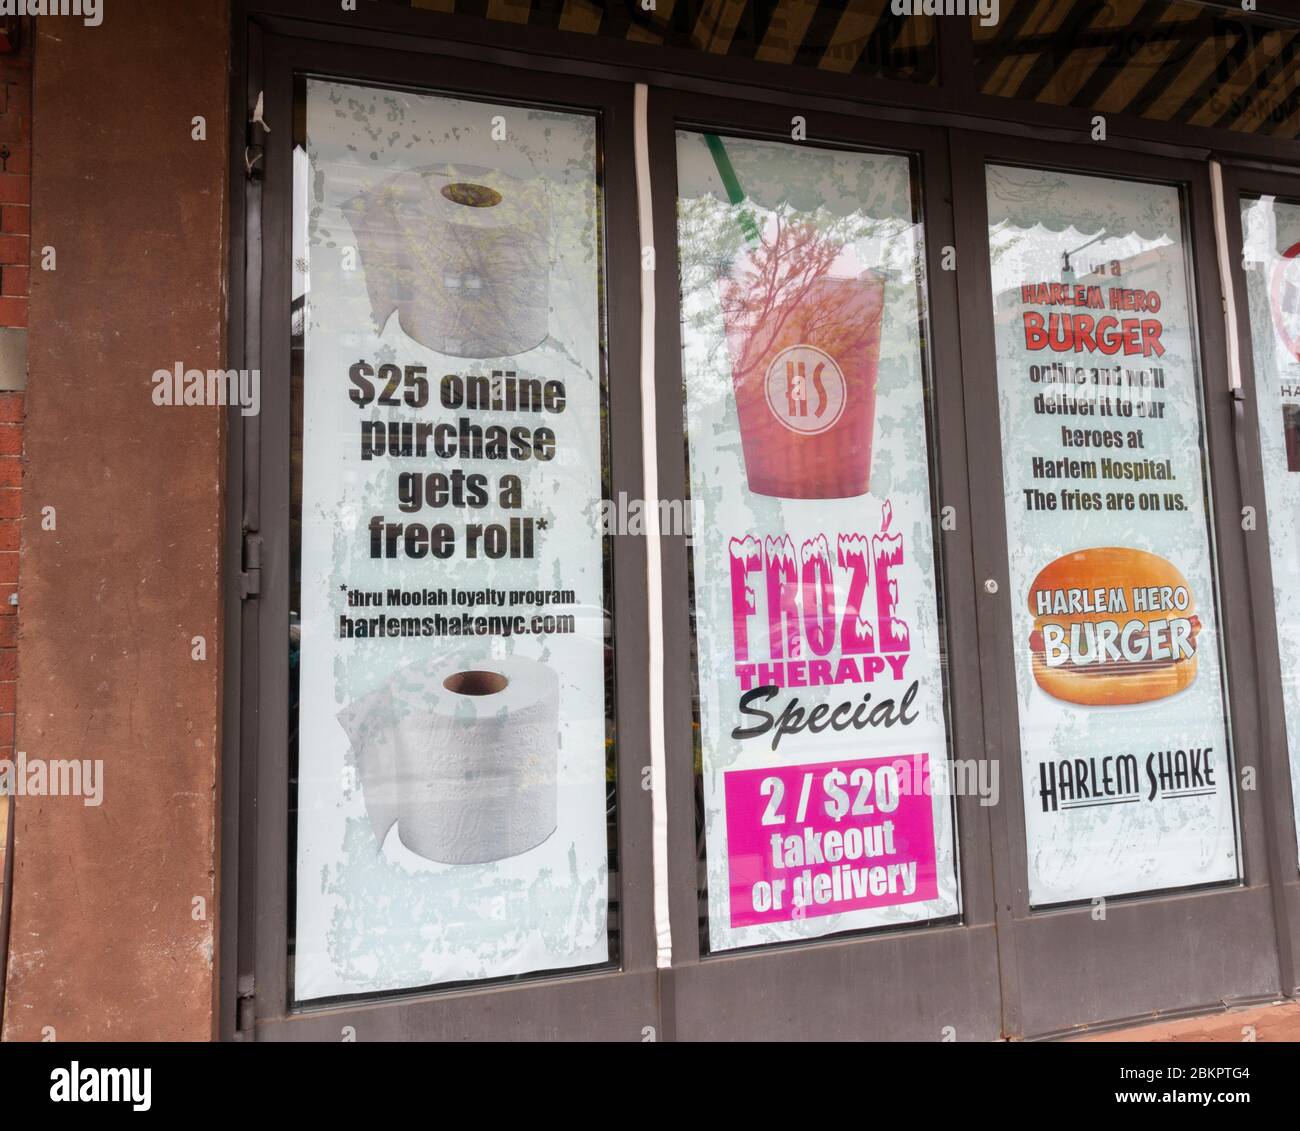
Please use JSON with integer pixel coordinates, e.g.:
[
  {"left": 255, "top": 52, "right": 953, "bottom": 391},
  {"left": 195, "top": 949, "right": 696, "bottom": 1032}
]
[
  {"left": 1268, "top": 239, "right": 1300, "bottom": 363},
  {"left": 988, "top": 165, "right": 1239, "bottom": 905},
  {"left": 724, "top": 754, "right": 938, "bottom": 928},
  {"left": 676, "top": 131, "right": 959, "bottom": 952},
  {"left": 1027, "top": 548, "right": 1202, "bottom": 707},
  {"left": 292, "top": 80, "right": 612, "bottom": 1000}
]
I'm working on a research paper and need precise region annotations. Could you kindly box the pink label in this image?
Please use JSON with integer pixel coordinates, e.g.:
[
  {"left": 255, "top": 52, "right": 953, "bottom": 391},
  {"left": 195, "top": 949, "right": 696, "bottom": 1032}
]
[{"left": 724, "top": 753, "right": 939, "bottom": 928}]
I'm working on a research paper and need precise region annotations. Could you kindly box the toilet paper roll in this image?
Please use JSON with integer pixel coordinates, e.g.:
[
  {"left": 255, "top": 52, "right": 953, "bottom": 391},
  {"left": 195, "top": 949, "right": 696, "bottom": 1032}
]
[
  {"left": 342, "top": 163, "right": 551, "bottom": 359},
  {"left": 338, "top": 655, "right": 560, "bottom": 865}
]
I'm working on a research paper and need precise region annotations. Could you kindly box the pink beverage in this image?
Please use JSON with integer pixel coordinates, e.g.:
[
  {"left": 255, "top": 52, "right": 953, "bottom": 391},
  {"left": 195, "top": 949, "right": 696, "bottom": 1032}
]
[{"left": 722, "top": 263, "right": 885, "bottom": 499}]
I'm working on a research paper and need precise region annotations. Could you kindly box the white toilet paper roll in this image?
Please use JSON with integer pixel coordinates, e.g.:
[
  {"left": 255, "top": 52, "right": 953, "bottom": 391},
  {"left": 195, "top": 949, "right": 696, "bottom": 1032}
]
[
  {"left": 343, "top": 163, "right": 551, "bottom": 359},
  {"left": 339, "top": 655, "right": 560, "bottom": 865}
]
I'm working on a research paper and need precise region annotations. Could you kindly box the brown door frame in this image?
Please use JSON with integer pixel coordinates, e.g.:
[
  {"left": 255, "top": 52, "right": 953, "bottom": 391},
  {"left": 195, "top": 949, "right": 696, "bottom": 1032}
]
[
  {"left": 1219, "top": 162, "right": 1300, "bottom": 1000},
  {"left": 950, "top": 130, "right": 1293, "bottom": 1038},
  {"left": 227, "top": 28, "right": 658, "bottom": 1041},
  {"left": 649, "top": 87, "right": 1006, "bottom": 1042}
]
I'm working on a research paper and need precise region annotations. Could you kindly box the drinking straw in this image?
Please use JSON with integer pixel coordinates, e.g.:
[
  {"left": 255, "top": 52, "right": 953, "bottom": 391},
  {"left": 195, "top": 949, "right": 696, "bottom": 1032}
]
[
  {"left": 705, "top": 133, "right": 814, "bottom": 502},
  {"left": 704, "top": 133, "right": 762, "bottom": 248}
]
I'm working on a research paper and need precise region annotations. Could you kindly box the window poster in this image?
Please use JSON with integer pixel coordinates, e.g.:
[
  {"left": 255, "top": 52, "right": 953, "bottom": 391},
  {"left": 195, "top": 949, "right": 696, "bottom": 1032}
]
[
  {"left": 1241, "top": 193, "right": 1300, "bottom": 863},
  {"left": 987, "top": 164, "right": 1239, "bottom": 906},
  {"left": 292, "top": 79, "right": 613, "bottom": 1000},
  {"left": 676, "top": 131, "right": 960, "bottom": 953}
]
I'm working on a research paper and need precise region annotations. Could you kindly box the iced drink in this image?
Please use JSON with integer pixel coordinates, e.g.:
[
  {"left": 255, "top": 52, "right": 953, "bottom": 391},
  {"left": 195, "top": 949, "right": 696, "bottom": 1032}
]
[{"left": 722, "top": 265, "right": 885, "bottom": 499}]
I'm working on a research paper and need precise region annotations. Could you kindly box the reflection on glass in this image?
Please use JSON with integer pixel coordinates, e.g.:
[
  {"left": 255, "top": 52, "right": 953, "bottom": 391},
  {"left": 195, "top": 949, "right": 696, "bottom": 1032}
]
[
  {"left": 677, "top": 131, "right": 960, "bottom": 955},
  {"left": 721, "top": 217, "right": 886, "bottom": 500},
  {"left": 289, "top": 78, "right": 618, "bottom": 1003},
  {"left": 986, "top": 164, "right": 1239, "bottom": 906},
  {"left": 1241, "top": 193, "right": 1300, "bottom": 865}
]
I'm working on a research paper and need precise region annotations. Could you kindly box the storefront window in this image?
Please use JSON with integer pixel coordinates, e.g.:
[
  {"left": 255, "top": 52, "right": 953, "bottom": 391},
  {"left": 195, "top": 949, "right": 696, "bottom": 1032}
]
[
  {"left": 986, "top": 163, "right": 1239, "bottom": 906},
  {"left": 675, "top": 131, "right": 960, "bottom": 953},
  {"left": 1240, "top": 191, "right": 1300, "bottom": 864},
  {"left": 289, "top": 78, "right": 617, "bottom": 1001}
]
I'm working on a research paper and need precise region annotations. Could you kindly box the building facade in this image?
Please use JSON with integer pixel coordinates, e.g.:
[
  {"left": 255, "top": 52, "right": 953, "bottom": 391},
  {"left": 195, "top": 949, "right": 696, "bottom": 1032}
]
[{"left": 1, "top": 0, "right": 1299, "bottom": 1042}]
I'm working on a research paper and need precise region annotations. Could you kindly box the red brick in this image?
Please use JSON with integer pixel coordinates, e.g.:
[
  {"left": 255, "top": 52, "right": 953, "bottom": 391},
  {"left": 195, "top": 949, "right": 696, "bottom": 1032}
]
[
  {"left": 0, "top": 715, "right": 14, "bottom": 746},
  {"left": 5, "top": 80, "right": 29, "bottom": 114},
  {"left": 2, "top": 145, "right": 30, "bottom": 176},
  {"left": 0, "top": 234, "right": 27, "bottom": 265},
  {"left": 0, "top": 682, "right": 16, "bottom": 714},
  {"left": 0, "top": 423, "right": 20, "bottom": 456},
  {"left": 0, "top": 552, "right": 16, "bottom": 584},
  {"left": 0, "top": 114, "right": 28, "bottom": 146},
  {"left": 0, "top": 172, "right": 28, "bottom": 204},
  {"left": 0, "top": 619, "right": 16, "bottom": 650},
  {"left": 0, "top": 296, "right": 25, "bottom": 327},
  {"left": 0, "top": 490, "right": 19, "bottom": 520},
  {"left": 3, "top": 264, "right": 27, "bottom": 295},
  {"left": 0, "top": 585, "right": 15, "bottom": 613},
  {"left": 0, "top": 460, "right": 19, "bottom": 489},
  {"left": 0, "top": 520, "right": 17, "bottom": 550},
  {"left": 0, "top": 391, "right": 23, "bottom": 422},
  {"left": 0, "top": 651, "right": 15, "bottom": 682},
  {"left": 2, "top": 205, "right": 28, "bottom": 235}
]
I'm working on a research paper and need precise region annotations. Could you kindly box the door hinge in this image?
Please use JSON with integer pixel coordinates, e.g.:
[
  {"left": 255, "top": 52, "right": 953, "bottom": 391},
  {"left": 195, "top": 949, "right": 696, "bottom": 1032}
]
[
  {"left": 240, "top": 531, "right": 263, "bottom": 600},
  {"left": 236, "top": 974, "right": 256, "bottom": 1034},
  {"left": 245, "top": 90, "right": 269, "bottom": 180}
]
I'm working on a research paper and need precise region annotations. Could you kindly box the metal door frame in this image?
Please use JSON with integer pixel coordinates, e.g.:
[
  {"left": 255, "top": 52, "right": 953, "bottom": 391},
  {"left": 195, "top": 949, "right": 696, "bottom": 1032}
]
[
  {"left": 223, "top": 25, "right": 658, "bottom": 1041},
  {"left": 950, "top": 130, "right": 1293, "bottom": 1038},
  {"left": 650, "top": 88, "right": 1006, "bottom": 1042},
  {"left": 1218, "top": 161, "right": 1300, "bottom": 1000}
]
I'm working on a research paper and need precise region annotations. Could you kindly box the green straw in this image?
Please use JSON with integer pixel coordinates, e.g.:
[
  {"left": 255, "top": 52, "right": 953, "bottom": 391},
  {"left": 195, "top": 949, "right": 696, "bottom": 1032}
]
[{"left": 704, "top": 133, "right": 762, "bottom": 247}]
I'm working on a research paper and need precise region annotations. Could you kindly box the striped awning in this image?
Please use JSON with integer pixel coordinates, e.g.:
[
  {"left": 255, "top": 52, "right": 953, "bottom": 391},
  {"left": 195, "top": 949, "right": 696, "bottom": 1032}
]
[
  {"left": 378, "top": 0, "right": 1297, "bottom": 138},
  {"left": 975, "top": 0, "right": 1299, "bottom": 139},
  {"left": 386, "top": 0, "right": 937, "bottom": 80}
]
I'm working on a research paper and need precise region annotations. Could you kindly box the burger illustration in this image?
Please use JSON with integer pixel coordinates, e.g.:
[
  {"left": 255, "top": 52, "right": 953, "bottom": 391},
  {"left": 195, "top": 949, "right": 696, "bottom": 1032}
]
[{"left": 1027, "top": 547, "right": 1202, "bottom": 706}]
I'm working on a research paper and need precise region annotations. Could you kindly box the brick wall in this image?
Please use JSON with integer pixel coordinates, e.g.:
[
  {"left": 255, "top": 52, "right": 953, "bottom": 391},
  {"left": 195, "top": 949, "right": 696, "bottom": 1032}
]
[{"left": 0, "top": 15, "right": 31, "bottom": 1014}]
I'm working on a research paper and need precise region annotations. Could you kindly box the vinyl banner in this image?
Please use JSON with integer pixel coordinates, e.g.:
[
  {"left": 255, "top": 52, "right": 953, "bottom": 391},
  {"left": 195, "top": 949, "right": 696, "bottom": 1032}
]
[
  {"left": 292, "top": 80, "right": 611, "bottom": 999},
  {"left": 987, "top": 165, "right": 1239, "bottom": 905},
  {"left": 676, "top": 132, "right": 959, "bottom": 953},
  {"left": 1241, "top": 193, "right": 1300, "bottom": 862}
]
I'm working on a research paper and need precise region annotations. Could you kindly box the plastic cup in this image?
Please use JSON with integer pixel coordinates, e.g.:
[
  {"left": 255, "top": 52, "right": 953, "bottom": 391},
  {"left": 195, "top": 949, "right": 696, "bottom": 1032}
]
[{"left": 722, "top": 268, "right": 885, "bottom": 499}]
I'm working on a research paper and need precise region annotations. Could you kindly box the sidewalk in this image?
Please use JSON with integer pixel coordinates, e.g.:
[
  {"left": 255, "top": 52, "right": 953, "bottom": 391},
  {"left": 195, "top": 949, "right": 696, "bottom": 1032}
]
[{"left": 1074, "top": 1000, "right": 1300, "bottom": 1042}]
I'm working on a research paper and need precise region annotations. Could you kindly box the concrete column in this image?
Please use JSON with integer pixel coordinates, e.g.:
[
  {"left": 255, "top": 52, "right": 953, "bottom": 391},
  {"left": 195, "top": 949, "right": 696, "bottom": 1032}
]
[{"left": 2, "top": 2, "right": 230, "bottom": 1041}]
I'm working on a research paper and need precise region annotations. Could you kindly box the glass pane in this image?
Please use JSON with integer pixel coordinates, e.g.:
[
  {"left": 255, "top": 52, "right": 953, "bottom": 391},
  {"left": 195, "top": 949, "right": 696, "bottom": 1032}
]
[
  {"left": 986, "top": 163, "right": 1240, "bottom": 906},
  {"left": 1240, "top": 191, "right": 1300, "bottom": 865},
  {"left": 676, "top": 130, "right": 961, "bottom": 954},
  {"left": 290, "top": 78, "right": 617, "bottom": 1002}
]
